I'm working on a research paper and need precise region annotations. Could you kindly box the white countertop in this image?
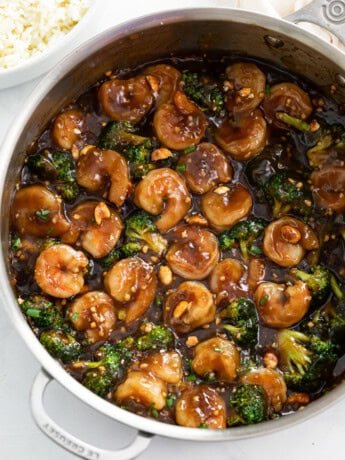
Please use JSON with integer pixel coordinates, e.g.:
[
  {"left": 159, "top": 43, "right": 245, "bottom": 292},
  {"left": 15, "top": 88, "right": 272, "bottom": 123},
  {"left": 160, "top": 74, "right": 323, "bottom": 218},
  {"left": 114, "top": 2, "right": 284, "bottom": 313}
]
[{"left": 1, "top": 1, "right": 345, "bottom": 459}]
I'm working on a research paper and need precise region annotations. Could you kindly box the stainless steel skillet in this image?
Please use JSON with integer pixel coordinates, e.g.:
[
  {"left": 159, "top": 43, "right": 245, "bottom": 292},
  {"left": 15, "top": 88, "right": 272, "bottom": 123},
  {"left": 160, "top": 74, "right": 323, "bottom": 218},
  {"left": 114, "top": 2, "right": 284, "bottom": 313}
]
[{"left": 1, "top": 1, "right": 345, "bottom": 458}]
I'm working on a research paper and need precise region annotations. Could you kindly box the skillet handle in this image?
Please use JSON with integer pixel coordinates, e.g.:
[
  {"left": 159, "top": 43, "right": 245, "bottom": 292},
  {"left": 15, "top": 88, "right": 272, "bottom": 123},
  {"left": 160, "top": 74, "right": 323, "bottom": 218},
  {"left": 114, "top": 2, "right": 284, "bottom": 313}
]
[
  {"left": 30, "top": 369, "right": 153, "bottom": 460},
  {"left": 285, "top": 0, "right": 345, "bottom": 45}
]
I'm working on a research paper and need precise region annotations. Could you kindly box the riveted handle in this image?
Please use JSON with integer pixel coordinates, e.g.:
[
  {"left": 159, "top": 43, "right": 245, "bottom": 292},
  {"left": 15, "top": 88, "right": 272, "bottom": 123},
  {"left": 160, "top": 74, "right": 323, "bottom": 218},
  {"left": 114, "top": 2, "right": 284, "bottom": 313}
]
[
  {"left": 30, "top": 369, "right": 153, "bottom": 460},
  {"left": 285, "top": 0, "right": 345, "bottom": 45}
]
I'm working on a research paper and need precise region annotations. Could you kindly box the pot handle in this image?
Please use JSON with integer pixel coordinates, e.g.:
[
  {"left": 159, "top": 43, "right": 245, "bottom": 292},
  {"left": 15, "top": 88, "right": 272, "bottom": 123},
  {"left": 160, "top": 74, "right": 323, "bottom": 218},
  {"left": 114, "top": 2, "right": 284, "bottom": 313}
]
[
  {"left": 285, "top": 0, "right": 345, "bottom": 45},
  {"left": 30, "top": 369, "right": 153, "bottom": 460}
]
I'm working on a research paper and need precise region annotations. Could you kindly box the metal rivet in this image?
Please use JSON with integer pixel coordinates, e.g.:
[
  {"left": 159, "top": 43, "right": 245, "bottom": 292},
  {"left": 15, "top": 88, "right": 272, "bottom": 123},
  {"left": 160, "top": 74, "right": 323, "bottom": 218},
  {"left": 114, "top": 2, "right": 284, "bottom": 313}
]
[
  {"left": 335, "top": 73, "right": 345, "bottom": 87},
  {"left": 264, "top": 35, "right": 284, "bottom": 49}
]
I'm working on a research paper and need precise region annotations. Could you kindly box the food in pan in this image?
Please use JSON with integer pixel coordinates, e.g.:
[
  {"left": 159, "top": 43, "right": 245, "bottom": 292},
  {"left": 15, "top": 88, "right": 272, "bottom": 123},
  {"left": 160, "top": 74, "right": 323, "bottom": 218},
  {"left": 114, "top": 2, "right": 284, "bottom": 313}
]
[{"left": 9, "top": 56, "right": 345, "bottom": 429}]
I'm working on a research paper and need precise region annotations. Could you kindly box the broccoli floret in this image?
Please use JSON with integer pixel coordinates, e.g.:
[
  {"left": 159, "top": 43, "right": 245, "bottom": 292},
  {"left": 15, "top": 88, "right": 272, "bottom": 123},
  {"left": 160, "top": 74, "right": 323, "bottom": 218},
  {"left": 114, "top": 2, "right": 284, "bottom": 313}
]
[
  {"left": 40, "top": 330, "right": 82, "bottom": 363},
  {"left": 219, "top": 217, "right": 267, "bottom": 260},
  {"left": 239, "top": 354, "right": 260, "bottom": 374},
  {"left": 263, "top": 172, "right": 313, "bottom": 217},
  {"left": 182, "top": 72, "right": 225, "bottom": 114},
  {"left": 277, "top": 329, "right": 338, "bottom": 392},
  {"left": 125, "top": 144, "right": 156, "bottom": 179},
  {"left": 84, "top": 342, "right": 133, "bottom": 378},
  {"left": 306, "top": 125, "right": 345, "bottom": 168},
  {"left": 21, "top": 295, "right": 58, "bottom": 328},
  {"left": 99, "top": 122, "right": 156, "bottom": 179},
  {"left": 83, "top": 370, "right": 113, "bottom": 397},
  {"left": 28, "top": 151, "right": 79, "bottom": 201},
  {"left": 99, "top": 121, "right": 152, "bottom": 150},
  {"left": 60, "top": 182, "right": 79, "bottom": 201},
  {"left": 136, "top": 323, "right": 174, "bottom": 351},
  {"left": 125, "top": 210, "right": 167, "bottom": 255},
  {"left": 101, "top": 248, "right": 121, "bottom": 268},
  {"left": 221, "top": 297, "right": 258, "bottom": 348},
  {"left": 125, "top": 144, "right": 149, "bottom": 163},
  {"left": 228, "top": 384, "right": 267, "bottom": 426},
  {"left": 100, "top": 242, "right": 142, "bottom": 268},
  {"left": 303, "top": 302, "right": 345, "bottom": 346},
  {"left": 291, "top": 265, "right": 330, "bottom": 307},
  {"left": 120, "top": 241, "right": 142, "bottom": 257},
  {"left": 20, "top": 295, "right": 69, "bottom": 330},
  {"left": 80, "top": 339, "right": 134, "bottom": 397}
]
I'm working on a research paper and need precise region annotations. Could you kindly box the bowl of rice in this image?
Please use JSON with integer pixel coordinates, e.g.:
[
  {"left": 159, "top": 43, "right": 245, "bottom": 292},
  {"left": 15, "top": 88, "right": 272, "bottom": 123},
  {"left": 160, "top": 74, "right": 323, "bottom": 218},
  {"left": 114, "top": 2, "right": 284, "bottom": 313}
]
[{"left": 0, "top": 0, "right": 98, "bottom": 89}]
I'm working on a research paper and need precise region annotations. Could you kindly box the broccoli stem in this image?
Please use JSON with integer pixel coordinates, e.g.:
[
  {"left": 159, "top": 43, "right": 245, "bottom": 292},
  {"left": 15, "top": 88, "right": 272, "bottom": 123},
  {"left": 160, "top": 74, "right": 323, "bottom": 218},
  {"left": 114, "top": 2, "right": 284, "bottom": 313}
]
[
  {"left": 275, "top": 112, "right": 310, "bottom": 132},
  {"left": 239, "top": 240, "right": 249, "bottom": 260},
  {"left": 330, "top": 274, "right": 344, "bottom": 301},
  {"left": 272, "top": 198, "right": 291, "bottom": 217},
  {"left": 307, "top": 134, "right": 333, "bottom": 155}
]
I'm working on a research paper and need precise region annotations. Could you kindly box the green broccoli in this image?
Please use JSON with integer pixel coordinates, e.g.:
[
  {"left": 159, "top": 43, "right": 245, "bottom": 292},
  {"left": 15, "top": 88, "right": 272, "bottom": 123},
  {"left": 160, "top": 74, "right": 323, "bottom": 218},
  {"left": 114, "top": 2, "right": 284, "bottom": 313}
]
[
  {"left": 302, "top": 302, "right": 345, "bottom": 346},
  {"left": 277, "top": 328, "right": 338, "bottom": 392},
  {"left": 219, "top": 217, "right": 267, "bottom": 260},
  {"left": 263, "top": 172, "right": 313, "bottom": 217},
  {"left": 275, "top": 112, "right": 312, "bottom": 132},
  {"left": 98, "top": 121, "right": 152, "bottom": 150},
  {"left": 125, "top": 144, "right": 156, "bottom": 179},
  {"left": 136, "top": 323, "right": 174, "bottom": 351},
  {"left": 306, "top": 133, "right": 334, "bottom": 168},
  {"left": 100, "top": 242, "right": 143, "bottom": 269},
  {"left": 227, "top": 384, "right": 267, "bottom": 426},
  {"left": 82, "top": 371, "right": 113, "bottom": 397},
  {"left": 20, "top": 295, "right": 59, "bottom": 328},
  {"left": 181, "top": 71, "right": 225, "bottom": 114},
  {"left": 28, "top": 151, "right": 79, "bottom": 201},
  {"left": 99, "top": 121, "right": 157, "bottom": 179},
  {"left": 100, "top": 248, "right": 121, "bottom": 268},
  {"left": 120, "top": 241, "right": 142, "bottom": 257},
  {"left": 221, "top": 297, "right": 258, "bottom": 348},
  {"left": 124, "top": 210, "right": 167, "bottom": 255},
  {"left": 84, "top": 342, "right": 133, "bottom": 377},
  {"left": 81, "top": 339, "right": 134, "bottom": 397},
  {"left": 330, "top": 274, "right": 344, "bottom": 301},
  {"left": 291, "top": 265, "right": 330, "bottom": 307},
  {"left": 40, "top": 330, "right": 82, "bottom": 363},
  {"left": 306, "top": 125, "right": 345, "bottom": 168}
]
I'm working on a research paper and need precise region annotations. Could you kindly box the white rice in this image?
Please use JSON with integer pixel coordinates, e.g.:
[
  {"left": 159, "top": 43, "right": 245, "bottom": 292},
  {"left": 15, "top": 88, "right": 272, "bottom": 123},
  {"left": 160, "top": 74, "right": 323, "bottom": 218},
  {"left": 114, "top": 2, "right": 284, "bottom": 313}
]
[{"left": 0, "top": 0, "right": 92, "bottom": 70}]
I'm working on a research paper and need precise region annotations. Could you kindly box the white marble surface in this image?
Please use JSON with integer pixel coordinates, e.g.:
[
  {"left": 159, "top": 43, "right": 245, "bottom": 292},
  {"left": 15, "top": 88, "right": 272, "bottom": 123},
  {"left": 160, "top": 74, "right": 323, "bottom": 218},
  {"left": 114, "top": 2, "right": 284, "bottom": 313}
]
[{"left": 1, "top": 1, "right": 345, "bottom": 459}]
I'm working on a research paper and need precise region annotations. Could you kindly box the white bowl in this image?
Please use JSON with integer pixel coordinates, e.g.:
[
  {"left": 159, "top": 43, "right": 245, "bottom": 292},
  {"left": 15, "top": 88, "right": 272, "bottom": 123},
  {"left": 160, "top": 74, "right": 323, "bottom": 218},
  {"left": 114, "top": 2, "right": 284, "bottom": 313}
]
[{"left": 0, "top": 1, "right": 100, "bottom": 90}]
